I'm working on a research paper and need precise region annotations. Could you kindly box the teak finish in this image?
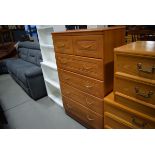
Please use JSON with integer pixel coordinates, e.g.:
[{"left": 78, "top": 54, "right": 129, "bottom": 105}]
[
  {"left": 52, "top": 27, "right": 125, "bottom": 129},
  {"left": 105, "top": 41, "right": 155, "bottom": 129}
]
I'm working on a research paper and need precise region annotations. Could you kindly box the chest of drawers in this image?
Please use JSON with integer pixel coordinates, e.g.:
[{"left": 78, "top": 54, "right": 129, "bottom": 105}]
[
  {"left": 104, "top": 41, "right": 155, "bottom": 129},
  {"left": 52, "top": 27, "right": 125, "bottom": 128}
]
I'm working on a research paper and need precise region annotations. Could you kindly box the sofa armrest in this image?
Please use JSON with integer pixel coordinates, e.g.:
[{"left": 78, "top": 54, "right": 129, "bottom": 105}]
[{"left": 25, "top": 67, "right": 43, "bottom": 78}]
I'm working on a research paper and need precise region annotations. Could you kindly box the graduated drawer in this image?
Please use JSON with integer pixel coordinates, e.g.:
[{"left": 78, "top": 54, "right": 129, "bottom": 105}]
[
  {"left": 73, "top": 35, "right": 103, "bottom": 59},
  {"left": 61, "top": 82, "right": 104, "bottom": 115},
  {"left": 115, "top": 92, "right": 155, "bottom": 119},
  {"left": 114, "top": 73, "right": 155, "bottom": 106},
  {"left": 104, "top": 98, "right": 155, "bottom": 129},
  {"left": 115, "top": 53, "right": 155, "bottom": 80},
  {"left": 53, "top": 36, "right": 73, "bottom": 54},
  {"left": 58, "top": 69, "right": 104, "bottom": 98},
  {"left": 104, "top": 113, "right": 132, "bottom": 129},
  {"left": 63, "top": 96, "right": 104, "bottom": 129},
  {"left": 56, "top": 53, "right": 104, "bottom": 80}
]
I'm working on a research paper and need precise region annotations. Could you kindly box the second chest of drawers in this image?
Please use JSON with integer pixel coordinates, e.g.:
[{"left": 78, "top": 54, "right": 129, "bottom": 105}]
[{"left": 52, "top": 27, "right": 125, "bottom": 128}]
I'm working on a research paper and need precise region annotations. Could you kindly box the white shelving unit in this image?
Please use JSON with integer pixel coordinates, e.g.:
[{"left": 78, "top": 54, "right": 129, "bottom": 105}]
[{"left": 37, "top": 25, "right": 63, "bottom": 107}]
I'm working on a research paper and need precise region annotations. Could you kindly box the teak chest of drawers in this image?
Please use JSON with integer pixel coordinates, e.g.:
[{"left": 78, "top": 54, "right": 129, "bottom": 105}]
[
  {"left": 104, "top": 41, "right": 155, "bottom": 129},
  {"left": 52, "top": 27, "right": 125, "bottom": 128}
]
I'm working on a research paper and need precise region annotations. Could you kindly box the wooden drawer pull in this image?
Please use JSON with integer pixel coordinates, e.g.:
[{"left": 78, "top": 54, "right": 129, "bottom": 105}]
[
  {"left": 132, "top": 116, "right": 147, "bottom": 128},
  {"left": 61, "top": 61, "right": 68, "bottom": 65},
  {"left": 85, "top": 85, "right": 93, "bottom": 89},
  {"left": 86, "top": 115, "right": 94, "bottom": 121},
  {"left": 135, "top": 87, "right": 154, "bottom": 98},
  {"left": 57, "top": 43, "right": 65, "bottom": 48},
  {"left": 64, "top": 77, "right": 70, "bottom": 80},
  {"left": 137, "top": 63, "right": 155, "bottom": 74},
  {"left": 85, "top": 98, "right": 93, "bottom": 105},
  {"left": 82, "top": 64, "right": 92, "bottom": 70}
]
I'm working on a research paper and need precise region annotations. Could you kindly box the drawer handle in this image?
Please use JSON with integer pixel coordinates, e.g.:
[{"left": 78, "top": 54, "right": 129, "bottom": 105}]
[
  {"left": 135, "top": 87, "right": 154, "bottom": 98},
  {"left": 85, "top": 85, "right": 93, "bottom": 89},
  {"left": 66, "top": 103, "right": 72, "bottom": 109},
  {"left": 86, "top": 115, "right": 94, "bottom": 121},
  {"left": 85, "top": 98, "right": 93, "bottom": 106},
  {"left": 137, "top": 63, "right": 155, "bottom": 74},
  {"left": 64, "top": 77, "right": 70, "bottom": 80},
  {"left": 57, "top": 43, "right": 65, "bottom": 48},
  {"left": 132, "top": 116, "right": 147, "bottom": 128},
  {"left": 61, "top": 61, "right": 68, "bottom": 65},
  {"left": 82, "top": 44, "right": 93, "bottom": 49},
  {"left": 82, "top": 64, "right": 92, "bottom": 70}
]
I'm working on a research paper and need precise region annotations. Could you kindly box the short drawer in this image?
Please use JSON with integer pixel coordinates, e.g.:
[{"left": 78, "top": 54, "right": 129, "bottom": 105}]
[
  {"left": 114, "top": 74, "right": 155, "bottom": 106},
  {"left": 63, "top": 96, "right": 104, "bottom": 129},
  {"left": 104, "top": 99, "right": 155, "bottom": 129},
  {"left": 73, "top": 35, "right": 103, "bottom": 58},
  {"left": 115, "top": 92, "right": 155, "bottom": 119},
  {"left": 59, "top": 69, "right": 104, "bottom": 98},
  {"left": 56, "top": 53, "right": 104, "bottom": 80},
  {"left": 104, "top": 113, "right": 132, "bottom": 129},
  {"left": 53, "top": 36, "right": 73, "bottom": 54},
  {"left": 61, "top": 82, "right": 104, "bottom": 115},
  {"left": 115, "top": 53, "right": 155, "bottom": 80}
]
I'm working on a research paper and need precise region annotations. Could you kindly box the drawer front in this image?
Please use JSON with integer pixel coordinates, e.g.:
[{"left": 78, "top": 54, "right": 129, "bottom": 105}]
[
  {"left": 73, "top": 35, "right": 103, "bottom": 58},
  {"left": 115, "top": 92, "right": 155, "bottom": 118},
  {"left": 115, "top": 54, "right": 155, "bottom": 80},
  {"left": 56, "top": 53, "right": 104, "bottom": 80},
  {"left": 104, "top": 101, "right": 155, "bottom": 129},
  {"left": 53, "top": 36, "right": 73, "bottom": 54},
  {"left": 104, "top": 113, "right": 132, "bottom": 129},
  {"left": 59, "top": 69, "right": 104, "bottom": 98},
  {"left": 61, "top": 82, "right": 104, "bottom": 115},
  {"left": 114, "top": 75, "right": 155, "bottom": 106},
  {"left": 63, "top": 96, "right": 104, "bottom": 129}
]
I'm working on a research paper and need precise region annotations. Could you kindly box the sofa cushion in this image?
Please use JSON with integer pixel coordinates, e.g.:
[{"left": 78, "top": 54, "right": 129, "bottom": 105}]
[{"left": 18, "top": 48, "right": 28, "bottom": 61}]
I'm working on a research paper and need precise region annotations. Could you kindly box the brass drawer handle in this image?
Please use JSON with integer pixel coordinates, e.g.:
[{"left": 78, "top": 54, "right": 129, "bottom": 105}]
[
  {"left": 135, "top": 87, "right": 154, "bottom": 98},
  {"left": 132, "top": 116, "right": 147, "bottom": 128},
  {"left": 85, "top": 98, "right": 93, "bottom": 106},
  {"left": 86, "top": 115, "right": 94, "bottom": 121},
  {"left": 137, "top": 63, "right": 155, "bottom": 74}
]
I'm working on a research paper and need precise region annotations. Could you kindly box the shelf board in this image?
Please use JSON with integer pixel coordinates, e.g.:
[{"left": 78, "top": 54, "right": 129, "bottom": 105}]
[
  {"left": 48, "top": 94, "right": 63, "bottom": 107},
  {"left": 41, "top": 61, "right": 57, "bottom": 70},
  {"left": 37, "top": 26, "right": 53, "bottom": 30},
  {"left": 45, "top": 78, "right": 60, "bottom": 90},
  {"left": 40, "top": 43, "right": 53, "bottom": 48}
]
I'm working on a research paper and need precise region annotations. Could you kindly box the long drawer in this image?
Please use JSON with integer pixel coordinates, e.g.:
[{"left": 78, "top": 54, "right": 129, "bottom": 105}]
[
  {"left": 104, "top": 113, "right": 133, "bottom": 129},
  {"left": 73, "top": 35, "right": 104, "bottom": 59},
  {"left": 115, "top": 53, "right": 155, "bottom": 80},
  {"left": 56, "top": 53, "right": 104, "bottom": 80},
  {"left": 104, "top": 96, "right": 155, "bottom": 129},
  {"left": 115, "top": 92, "right": 155, "bottom": 118},
  {"left": 114, "top": 73, "right": 155, "bottom": 106},
  {"left": 61, "top": 82, "right": 104, "bottom": 115},
  {"left": 63, "top": 96, "right": 104, "bottom": 129},
  {"left": 58, "top": 69, "right": 104, "bottom": 98}
]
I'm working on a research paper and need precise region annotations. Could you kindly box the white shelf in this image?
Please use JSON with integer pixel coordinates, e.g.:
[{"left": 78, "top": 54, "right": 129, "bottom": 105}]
[
  {"left": 40, "top": 43, "right": 53, "bottom": 48},
  {"left": 37, "top": 26, "right": 53, "bottom": 30},
  {"left": 41, "top": 61, "right": 57, "bottom": 70},
  {"left": 45, "top": 78, "right": 60, "bottom": 90},
  {"left": 49, "top": 94, "right": 63, "bottom": 107}
]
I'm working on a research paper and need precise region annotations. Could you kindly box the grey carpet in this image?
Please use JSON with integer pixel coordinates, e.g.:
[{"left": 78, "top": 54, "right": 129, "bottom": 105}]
[{"left": 0, "top": 74, "right": 85, "bottom": 129}]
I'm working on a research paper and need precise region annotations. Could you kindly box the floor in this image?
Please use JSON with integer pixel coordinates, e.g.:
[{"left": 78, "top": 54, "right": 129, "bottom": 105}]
[{"left": 0, "top": 74, "right": 85, "bottom": 129}]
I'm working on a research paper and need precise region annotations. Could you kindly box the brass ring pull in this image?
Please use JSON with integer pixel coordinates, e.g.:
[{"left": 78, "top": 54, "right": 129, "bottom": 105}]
[
  {"left": 85, "top": 98, "right": 93, "bottom": 106},
  {"left": 132, "top": 116, "right": 147, "bottom": 128},
  {"left": 137, "top": 63, "right": 155, "bottom": 74},
  {"left": 135, "top": 87, "right": 154, "bottom": 98},
  {"left": 86, "top": 115, "right": 94, "bottom": 121}
]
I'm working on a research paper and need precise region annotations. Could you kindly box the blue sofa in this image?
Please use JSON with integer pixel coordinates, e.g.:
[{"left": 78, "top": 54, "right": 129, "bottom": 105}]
[{"left": 5, "top": 41, "right": 47, "bottom": 100}]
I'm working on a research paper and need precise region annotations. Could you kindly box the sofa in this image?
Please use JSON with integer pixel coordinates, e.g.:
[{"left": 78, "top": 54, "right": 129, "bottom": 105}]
[{"left": 5, "top": 41, "right": 47, "bottom": 100}]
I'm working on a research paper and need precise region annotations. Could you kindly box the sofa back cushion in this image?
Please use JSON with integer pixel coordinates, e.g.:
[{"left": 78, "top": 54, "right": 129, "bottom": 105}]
[{"left": 18, "top": 41, "right": 42, "bottom": 66}]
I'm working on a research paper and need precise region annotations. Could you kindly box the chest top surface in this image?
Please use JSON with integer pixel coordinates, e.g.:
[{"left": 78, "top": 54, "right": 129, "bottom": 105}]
[{"left": 114, "top": 41, "right": 155, "bottom": 56}]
